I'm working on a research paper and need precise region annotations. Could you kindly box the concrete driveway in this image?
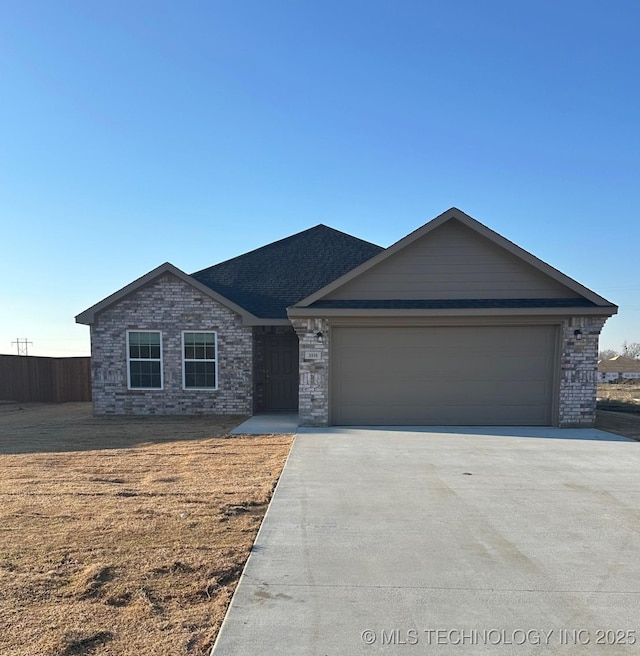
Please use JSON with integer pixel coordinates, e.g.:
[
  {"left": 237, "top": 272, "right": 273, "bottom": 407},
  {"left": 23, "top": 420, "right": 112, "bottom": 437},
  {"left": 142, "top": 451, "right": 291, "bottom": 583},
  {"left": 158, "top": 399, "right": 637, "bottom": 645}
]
[{"left": 212, "top": 427, "right": 640, "bottom": 655}]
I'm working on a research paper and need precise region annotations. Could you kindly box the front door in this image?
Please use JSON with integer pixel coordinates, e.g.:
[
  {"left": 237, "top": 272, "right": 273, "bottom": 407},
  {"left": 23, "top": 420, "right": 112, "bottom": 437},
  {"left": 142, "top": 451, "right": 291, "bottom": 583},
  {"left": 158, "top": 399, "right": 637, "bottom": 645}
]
[{"left": 264, "top": 333, "right": 299, "bottom": 410}]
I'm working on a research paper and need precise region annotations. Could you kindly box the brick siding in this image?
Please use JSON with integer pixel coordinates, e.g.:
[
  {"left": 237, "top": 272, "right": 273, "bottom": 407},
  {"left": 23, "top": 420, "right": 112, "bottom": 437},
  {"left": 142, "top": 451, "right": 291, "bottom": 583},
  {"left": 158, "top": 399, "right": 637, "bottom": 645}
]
[
  {"left": 89, "top": 269, "right": 606, "bottom": 425},
  {"left": 558, "top": 316, "right": 606, "bottom": 427},
  {"left": 293, "top": 316, "right": 606, "bottom": 428},
  {"left": 291, "top": 318, "right": 329, "bottom": 426},
  {"left": 90, "top": 273, "right": 253, "bottom": 415}
]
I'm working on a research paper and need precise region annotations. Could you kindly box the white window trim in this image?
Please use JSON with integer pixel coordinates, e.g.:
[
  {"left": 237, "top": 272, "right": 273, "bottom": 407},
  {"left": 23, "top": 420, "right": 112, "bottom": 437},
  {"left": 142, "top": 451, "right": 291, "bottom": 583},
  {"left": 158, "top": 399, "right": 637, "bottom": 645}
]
[
  {"left": 126, "top": 330, "right": 163, "bottom": 390},
  {"left": 182, "top": 330, "right": 218, "bottom": 391}
]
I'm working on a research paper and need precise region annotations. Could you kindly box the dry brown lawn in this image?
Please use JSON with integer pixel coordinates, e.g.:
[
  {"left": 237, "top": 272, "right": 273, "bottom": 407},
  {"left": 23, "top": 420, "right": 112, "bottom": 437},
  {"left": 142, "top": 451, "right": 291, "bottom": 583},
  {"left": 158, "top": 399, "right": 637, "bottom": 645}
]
[
  {"left": 1, "top": 388, "right": 636, "bottom": 656},
  {"left": 596, "top": 382, "right": 640, "bottom": 406},
  {"left": 0, "top": 403, "right": 293, "bottom": 656}
]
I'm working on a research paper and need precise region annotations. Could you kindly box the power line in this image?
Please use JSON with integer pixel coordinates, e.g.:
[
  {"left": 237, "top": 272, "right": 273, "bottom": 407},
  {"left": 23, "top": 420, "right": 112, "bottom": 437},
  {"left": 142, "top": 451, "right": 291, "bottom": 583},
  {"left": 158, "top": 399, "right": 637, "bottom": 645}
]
[{"left": 11, "top": 338, "right": 33, "bottom": 355}]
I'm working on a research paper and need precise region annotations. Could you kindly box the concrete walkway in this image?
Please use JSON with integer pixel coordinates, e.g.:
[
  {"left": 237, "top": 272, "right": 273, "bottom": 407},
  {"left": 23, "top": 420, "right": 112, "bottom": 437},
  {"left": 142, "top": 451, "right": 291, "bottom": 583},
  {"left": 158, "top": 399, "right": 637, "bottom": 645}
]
[
  {"left": 212, "top": 427, "right": 640, "bottom": 655},
  {"left": 230, "top": 412, "right": 299, "bottom": 435}
]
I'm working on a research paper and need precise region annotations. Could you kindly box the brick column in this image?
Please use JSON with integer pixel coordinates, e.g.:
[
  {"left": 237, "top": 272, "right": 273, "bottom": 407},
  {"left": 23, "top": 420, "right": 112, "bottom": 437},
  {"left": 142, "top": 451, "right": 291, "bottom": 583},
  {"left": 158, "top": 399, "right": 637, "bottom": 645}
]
[
  {"left": 558, "top": 316, "right": 606, "bottom": 427},
  {"left": 291, "top": 318, "right": 330, "bottom": 427}
]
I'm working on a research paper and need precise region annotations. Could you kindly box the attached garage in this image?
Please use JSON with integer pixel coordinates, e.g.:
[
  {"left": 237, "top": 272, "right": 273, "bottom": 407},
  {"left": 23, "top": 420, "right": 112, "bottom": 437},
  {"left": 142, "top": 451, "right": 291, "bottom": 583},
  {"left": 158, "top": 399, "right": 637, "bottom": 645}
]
[
  {"left": 288, "top": 208, "right": 618, "bottom": 428},
  {"left": 76, "top": 205, "right": 617, "bottom": 425},
  {"left": 331, "top": 325, "right": 558, "bottom": 425}
]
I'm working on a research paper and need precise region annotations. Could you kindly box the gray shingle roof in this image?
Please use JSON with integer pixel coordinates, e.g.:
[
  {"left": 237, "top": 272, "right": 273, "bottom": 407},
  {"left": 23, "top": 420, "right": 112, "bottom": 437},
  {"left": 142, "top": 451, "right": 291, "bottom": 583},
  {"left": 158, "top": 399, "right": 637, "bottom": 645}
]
[{"left": 190, "top": 225, "right": 384, "bottom": 319}]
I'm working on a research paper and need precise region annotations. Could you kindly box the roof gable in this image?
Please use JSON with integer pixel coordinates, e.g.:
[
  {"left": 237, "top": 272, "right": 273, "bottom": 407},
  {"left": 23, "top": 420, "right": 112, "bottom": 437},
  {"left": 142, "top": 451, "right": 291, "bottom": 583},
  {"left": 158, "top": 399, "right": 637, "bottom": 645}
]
[
  {"left": 191, "top": 225, "right": 383, "bottom": 319},
  {"left": 75, "top": 263, "right": 255, "bottom": 325},
  {"left": 291, "top": 208, "right": 617, "bottom": 313}
]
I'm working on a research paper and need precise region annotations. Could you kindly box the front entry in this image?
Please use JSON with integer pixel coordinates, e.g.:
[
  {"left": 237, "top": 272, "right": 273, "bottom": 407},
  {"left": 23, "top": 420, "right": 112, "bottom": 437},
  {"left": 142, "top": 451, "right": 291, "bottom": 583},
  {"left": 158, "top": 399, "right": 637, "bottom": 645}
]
[{"left": 264, "top": 332, "right": 299, "bottom": 410}]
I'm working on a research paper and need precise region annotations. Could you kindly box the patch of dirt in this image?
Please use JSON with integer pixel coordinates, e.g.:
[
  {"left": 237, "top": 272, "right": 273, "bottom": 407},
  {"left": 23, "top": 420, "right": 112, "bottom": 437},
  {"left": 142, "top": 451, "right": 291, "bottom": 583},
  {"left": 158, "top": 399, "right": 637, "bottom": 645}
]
[
  {"left": 0, "top": 403, "right": 293, "bottom": 656},
  {"left": 596, "top": 411, "right": 640, "bottom": 441},
  {"left": 596, "top": 384, "right": 640, "bottom": 440}
]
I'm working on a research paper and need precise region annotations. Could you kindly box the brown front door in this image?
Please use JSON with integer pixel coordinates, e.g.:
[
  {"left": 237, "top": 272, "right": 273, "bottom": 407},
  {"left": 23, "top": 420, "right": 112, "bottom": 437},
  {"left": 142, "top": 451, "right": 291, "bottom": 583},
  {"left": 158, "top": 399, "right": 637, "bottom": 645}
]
[{"left": 265, "top": 333, "right": 299, "bottom": 410}]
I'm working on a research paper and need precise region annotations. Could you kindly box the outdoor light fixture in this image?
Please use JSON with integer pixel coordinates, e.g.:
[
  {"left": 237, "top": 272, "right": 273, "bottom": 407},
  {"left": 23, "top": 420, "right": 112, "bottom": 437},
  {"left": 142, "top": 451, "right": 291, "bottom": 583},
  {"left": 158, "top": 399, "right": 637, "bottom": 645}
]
[
  {"left": 574, "top": 329, "right": 583, "bottom": 340},
  {"left": 316, "top": 331, "right": 324, "bottom": 344}
]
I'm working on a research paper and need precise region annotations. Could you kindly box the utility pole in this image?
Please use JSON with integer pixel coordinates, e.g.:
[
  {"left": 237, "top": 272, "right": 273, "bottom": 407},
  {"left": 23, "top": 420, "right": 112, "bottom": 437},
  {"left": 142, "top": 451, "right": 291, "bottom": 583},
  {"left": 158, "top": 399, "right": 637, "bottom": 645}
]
[{"left": 12, "top": 338, "right": 33, "bottom": 355}]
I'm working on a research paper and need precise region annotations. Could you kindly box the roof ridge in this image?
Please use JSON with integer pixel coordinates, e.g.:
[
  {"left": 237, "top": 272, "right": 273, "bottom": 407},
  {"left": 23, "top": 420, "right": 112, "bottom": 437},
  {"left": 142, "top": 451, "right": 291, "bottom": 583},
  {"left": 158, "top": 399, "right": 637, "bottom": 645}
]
[
  {"left": 191, "top": 224, "right": 380, "bottom": 275},
  {"left": 189, "top": 223, "right": 384, "bottom": 319}
]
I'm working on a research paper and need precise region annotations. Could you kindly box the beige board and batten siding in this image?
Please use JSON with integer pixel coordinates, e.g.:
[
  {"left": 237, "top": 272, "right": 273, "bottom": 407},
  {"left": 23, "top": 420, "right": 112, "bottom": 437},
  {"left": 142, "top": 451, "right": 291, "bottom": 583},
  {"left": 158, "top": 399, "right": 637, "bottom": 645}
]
[
  {"left": 331, "top": 324, "right": 558, "bottom": 426},
  {"left": 323, "top": 220, "right": 582, "bottom": 301}
]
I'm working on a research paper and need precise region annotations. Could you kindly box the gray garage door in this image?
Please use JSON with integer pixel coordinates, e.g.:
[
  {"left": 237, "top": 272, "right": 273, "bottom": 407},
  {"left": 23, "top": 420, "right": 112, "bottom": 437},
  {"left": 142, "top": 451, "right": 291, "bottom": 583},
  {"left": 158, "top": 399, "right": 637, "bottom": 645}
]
[{"left": 331, "top": 325, "right": 557, "bottom": 425}]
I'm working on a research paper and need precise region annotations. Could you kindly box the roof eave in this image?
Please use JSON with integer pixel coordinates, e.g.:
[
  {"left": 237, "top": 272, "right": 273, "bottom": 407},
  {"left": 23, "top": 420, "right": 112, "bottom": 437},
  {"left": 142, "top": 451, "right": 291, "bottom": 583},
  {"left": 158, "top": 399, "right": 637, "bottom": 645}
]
[{"left": 287, "top": 305, "right": 618, "bottom": 319}]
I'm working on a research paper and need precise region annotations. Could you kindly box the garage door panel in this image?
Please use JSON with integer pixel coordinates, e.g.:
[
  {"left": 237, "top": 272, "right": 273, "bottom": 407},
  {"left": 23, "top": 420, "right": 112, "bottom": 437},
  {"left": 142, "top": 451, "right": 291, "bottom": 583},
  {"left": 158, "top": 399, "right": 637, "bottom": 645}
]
[
  {"left": 331, "top": 326, "right": 556, "bottom": 425},
  {"left": 336, "top": 326, "right": 554, "bottom": 351},
  {"left": 336, "top": 352, "right": 548, "bottom": 384},
  {"left": 335, "top": 380, "right": 550, "bottom": 406},
  {"left": 334, "top": 403, "right": 550, "bottom": 425}
]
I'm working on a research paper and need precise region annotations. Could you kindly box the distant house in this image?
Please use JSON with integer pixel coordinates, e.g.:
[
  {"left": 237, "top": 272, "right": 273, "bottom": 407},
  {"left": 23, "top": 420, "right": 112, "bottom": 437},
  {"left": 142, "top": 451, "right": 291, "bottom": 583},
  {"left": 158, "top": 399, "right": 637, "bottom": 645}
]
[
  {"left": 598, "top": 356, "right": 640, "bottom": 383},
  {"left": 76, "top": 208, "right": 618, "bottom": 427}
]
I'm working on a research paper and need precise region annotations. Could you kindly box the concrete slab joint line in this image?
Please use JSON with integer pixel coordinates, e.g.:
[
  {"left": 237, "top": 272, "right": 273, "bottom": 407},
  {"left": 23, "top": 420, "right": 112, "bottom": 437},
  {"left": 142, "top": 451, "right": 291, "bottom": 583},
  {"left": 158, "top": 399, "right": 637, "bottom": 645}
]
[{"left": 211, "top": 426, "right": 639, "bottom": 655}]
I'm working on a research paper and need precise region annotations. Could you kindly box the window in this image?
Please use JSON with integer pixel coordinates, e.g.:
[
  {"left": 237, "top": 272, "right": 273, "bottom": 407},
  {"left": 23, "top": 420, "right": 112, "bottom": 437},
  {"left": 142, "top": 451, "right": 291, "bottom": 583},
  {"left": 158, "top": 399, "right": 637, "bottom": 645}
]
[
  {"left": 127, "top": 331, "right": 162, "bottom": 389},
  {"left": 183, "top": 331, "right": 217, "bottom": 389}
]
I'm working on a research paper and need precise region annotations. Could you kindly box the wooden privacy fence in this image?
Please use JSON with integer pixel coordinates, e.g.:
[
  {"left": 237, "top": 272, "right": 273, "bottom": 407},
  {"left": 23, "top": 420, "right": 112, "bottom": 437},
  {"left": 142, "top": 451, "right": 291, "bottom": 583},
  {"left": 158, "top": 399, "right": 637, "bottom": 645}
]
[{"left": 0, "top": 355, "right": 91, "bottom": 402}]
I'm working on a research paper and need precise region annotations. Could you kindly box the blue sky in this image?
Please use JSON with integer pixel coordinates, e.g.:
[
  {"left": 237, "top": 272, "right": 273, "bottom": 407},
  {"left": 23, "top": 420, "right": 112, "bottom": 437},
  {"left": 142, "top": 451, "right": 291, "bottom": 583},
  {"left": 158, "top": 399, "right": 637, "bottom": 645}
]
[{"left": 1, "top": 0, "right": 638, "bottom": 356}]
